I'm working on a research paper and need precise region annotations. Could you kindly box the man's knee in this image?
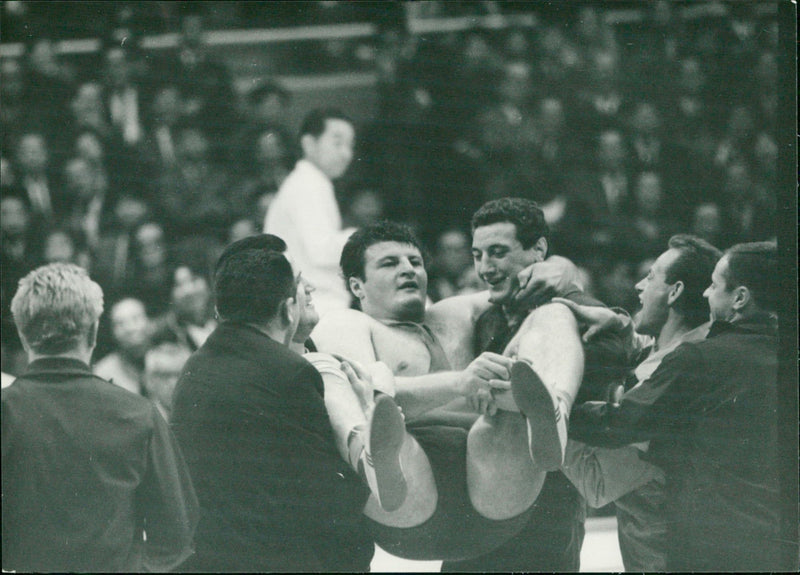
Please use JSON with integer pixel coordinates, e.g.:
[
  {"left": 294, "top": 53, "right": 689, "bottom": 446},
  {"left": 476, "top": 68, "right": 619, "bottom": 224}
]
[{"left": 521, "top": 302, "right": 580, "bottom": 337}]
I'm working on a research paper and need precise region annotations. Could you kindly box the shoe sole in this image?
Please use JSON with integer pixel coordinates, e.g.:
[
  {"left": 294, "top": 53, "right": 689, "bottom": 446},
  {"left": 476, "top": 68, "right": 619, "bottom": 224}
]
[
  {"left": 368, "top": 395, "right": 408, "bottom": 512},
  {"left": 510, "top": 361, "right": 562, "bottom": 472}
]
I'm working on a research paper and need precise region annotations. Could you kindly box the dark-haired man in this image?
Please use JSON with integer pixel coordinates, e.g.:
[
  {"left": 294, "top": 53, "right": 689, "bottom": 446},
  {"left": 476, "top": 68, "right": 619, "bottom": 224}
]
[
  {"left": 552, "top": 234, "right": 722, "bottom": 571},
  {"left": 441, "top": 198, "right": 629, "bottom": 572},
  {"left": 170, "top": 243, "right": 375, "bottom": 571},
  {"left": 566, "top": 242, "right": 787, "bottom": 571},
  {"left": 264, "top": 107, "right": 356, "bottom": 315}
]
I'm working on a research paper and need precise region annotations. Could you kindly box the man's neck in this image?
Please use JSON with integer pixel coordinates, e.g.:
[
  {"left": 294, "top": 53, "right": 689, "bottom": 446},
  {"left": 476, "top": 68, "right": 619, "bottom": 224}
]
[
  {"left": 500, "top": 300, "right": 532, "bottom": 331},
  {"left": 245, "top": 321, "right": 292, "bottom": 347},
  {"left": 655, "top": 314, "right": 694, "bottom": 350},
  {"left": 27, "top": 348, "right": 93, "bottom": 365}
]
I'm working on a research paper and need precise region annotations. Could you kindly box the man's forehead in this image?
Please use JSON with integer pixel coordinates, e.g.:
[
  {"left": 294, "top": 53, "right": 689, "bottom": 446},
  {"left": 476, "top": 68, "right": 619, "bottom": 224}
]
[
  {"left": 472, "top": 221, "right": 521, "bottom": 246},
  {"left": 653, "top": 248, "right": 681, "bottom": 273},
  {"left": 712, "top": 255, "right": 729, "bottom": 279},
  {"left": 321, "top": 118, "right": 354, "bottom": 137},
  {"left": 365, "top": 241, "right": 421, "bottom": 261}
]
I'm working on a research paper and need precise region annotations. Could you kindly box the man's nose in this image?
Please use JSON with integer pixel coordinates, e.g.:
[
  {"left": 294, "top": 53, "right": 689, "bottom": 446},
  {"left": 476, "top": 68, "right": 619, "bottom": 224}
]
[
  {"left": 477, "top": 257, "right": 493, "bottom": 276},
  {"left": 398, "top": 258, "right": 415, "bottom": 274}
]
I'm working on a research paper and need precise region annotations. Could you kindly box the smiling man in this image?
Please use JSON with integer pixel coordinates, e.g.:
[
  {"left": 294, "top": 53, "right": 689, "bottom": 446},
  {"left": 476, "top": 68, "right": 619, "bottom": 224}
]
[{"left": 440, "top": 198, "right": 629, "bottom": 572}]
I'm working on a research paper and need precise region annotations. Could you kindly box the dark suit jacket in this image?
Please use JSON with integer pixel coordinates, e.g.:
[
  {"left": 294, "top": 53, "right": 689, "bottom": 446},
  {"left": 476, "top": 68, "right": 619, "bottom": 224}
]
[
  {"left": 171, "top": 322, "right": 372, "bottom": 572},
  {"left": 570, "top": 314, "right": 786, "bottom": 571},
  {"left": 2, "top": 357, "right": 198, "bottom": 573}
]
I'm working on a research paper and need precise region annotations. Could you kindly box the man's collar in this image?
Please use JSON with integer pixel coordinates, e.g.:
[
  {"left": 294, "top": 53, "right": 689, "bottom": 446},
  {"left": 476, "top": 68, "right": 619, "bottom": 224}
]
[
  {"left": 708, "top": 312, "right": 778, "bottom": 339},
  {"left": 296, "top": 158, "right": 328, "bottom": 180},
  {"left": 21, "top": 356, "right": 94, "bottom": 379}
]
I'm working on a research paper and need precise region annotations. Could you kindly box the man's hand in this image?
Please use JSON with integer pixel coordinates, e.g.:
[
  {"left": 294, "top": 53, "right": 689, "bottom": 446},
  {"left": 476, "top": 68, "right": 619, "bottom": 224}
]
[
  {"left": 514, "top": 255, "right": 583, "bottom": 307},
  {"left": 551, "top": 297, "right": 629, "bottom": 342},
  {"left": 457, "top": 352, "right": 513, "bottom": 416},
  {"left": 340, "top": 359, "right": 390, "bottom": 414}
]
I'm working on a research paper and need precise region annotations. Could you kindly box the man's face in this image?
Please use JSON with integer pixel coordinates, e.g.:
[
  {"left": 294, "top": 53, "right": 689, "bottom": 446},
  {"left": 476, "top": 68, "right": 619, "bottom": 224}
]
[
  {"left": 633, "top": 248, "right": 681, "bottom": 336},
  {"left": 287, "top": 254, "right": 319, "bottom": 341},
  {"left": 111, "top": 299, "right": 150, "bottom": 353},
  {"left": 305, "top": 119, "right": 354, "bottom": 180},
  {"left": 472, "top": 222, "right": 543, "bottom": 305},
  {"left": 171, "top": 267, "right": 210, "bottom": 325},
  {"left": 704, "top": 255, "right": 736, "bottom": 322},
  {"left": 354, "top": 241, "right": 427, "bottom": 322}
]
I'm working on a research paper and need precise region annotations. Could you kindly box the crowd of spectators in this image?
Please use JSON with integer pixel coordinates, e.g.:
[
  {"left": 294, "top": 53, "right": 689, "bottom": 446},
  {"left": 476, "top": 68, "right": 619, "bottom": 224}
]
[{"left": 1, "top": 1, "right": 780, "bottom": 382}]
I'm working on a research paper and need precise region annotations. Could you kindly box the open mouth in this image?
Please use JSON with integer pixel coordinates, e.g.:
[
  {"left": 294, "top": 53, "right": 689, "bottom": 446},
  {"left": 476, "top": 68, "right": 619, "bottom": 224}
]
[
  {"left": 484, "top": 276, "right": 506, "bottom": 288},
  {"left": 398, "top": 280, "right": 419, "bottom": 290}
]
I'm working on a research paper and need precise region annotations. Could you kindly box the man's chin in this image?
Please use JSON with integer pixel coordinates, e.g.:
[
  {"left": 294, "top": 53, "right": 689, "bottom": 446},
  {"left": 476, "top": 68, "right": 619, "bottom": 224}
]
[{"left": 395, "top": 297, "right": 426, "bottom": 322}]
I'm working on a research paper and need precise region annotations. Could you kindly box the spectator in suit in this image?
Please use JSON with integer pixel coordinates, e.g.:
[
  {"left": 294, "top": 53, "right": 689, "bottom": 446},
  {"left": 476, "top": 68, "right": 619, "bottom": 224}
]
[
  {"left": 142, "top": 342, "right": 191, "bottom": 421},
  {"left": 171, "top": 240, "right": 374, "bottom": 571},
  {"left": 151, "top": 263, "right": 216, "bottom": 353},
  {"left": 12, "top": 132, "right": 61, "bottom": 225}
]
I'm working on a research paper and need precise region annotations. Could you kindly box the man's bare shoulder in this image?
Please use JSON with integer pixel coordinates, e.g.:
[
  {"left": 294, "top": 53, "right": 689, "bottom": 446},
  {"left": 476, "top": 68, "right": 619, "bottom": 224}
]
[
  {"left": 427, "top": 291, "right": 492, "bottom": 329},
  {"left": 316, "top": 308, "right": 375, "bottom": 327}
]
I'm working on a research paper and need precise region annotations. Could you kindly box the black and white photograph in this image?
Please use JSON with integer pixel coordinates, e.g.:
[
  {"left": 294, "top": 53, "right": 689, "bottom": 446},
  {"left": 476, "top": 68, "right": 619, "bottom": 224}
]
[{"left": 1, "top": 1, "right": 797, "bottom": 572}]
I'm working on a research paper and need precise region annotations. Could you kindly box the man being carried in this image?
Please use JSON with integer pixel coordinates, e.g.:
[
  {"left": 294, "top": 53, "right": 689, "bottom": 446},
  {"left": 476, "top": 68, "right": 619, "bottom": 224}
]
[{"left": 312, "top": 207, "right": 624, "bottom": 563}]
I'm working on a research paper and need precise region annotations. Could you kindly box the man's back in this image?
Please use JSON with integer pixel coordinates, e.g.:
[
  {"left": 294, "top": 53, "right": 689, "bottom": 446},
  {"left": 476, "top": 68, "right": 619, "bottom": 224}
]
[
  {"left": 171, "top": 321, "right": 372, "bottom": 572},
  {"left": 648, "top": 317, "right": 781, "bottom": 571},
  {"left": 2, "top": 357, "right": 196, "bottom": 573}
]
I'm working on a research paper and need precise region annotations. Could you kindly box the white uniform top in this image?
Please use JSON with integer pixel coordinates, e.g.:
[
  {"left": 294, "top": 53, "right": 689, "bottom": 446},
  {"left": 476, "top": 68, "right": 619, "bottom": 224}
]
[{"left": 264, "top": 159, "right": 355, "bottom": 316}]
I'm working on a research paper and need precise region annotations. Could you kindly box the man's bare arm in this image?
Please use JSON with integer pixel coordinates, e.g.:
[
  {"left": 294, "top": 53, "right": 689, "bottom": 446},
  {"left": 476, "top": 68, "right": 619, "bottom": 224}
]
[{"left": 311, "top": 308, "right": 510, "bottom": 418}]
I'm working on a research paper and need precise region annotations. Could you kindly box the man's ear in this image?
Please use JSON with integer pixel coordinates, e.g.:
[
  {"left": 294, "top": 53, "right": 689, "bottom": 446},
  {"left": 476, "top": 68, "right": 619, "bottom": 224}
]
[
  {"left": 732, "top": 285, "right": 751, "bottom": 311},
  {"left": 87, "top": 320, "right": 99, "bottom": 350},
  {"left": 533, "top": 237, "right": 548, "bottom": 262},
  {"left": 18, "top": 332, "right": 32, "bottom": 355},
  {"left": 667, "top": 281, "right": 684, "bottom": 306},
  {"left": 279, "top": 297, "right": 296, "bottom": 327},
  {"left": 348, "top": 277, "right": 364, "bottom": 300}
]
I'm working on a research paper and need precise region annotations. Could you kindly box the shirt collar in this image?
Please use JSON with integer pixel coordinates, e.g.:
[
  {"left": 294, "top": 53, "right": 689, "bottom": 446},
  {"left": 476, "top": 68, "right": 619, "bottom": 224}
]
[
  {"left": 296, "top": 158, "right": 329, "bottom": 181},
  {"left": 708, "top": 312, "right": 778, "bottom": 339},
  {"left": 21, "top": 357, "right": 94, "bottom": 379}
]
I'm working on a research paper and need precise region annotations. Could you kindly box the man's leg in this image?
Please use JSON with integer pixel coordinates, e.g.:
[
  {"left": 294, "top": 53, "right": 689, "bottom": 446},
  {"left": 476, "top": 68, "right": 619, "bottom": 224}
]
[
  {"left": 510, "top": 302, "right": 585, "bottom": 470},
  {"left": 466, "top": 411, "right": 546, "bottom": 519},
  {"left": 307, "top": 352, "right": 437, "bottom": 523},
  {"left": 466, "top": 302, "right": 583, "bottom": 515}
]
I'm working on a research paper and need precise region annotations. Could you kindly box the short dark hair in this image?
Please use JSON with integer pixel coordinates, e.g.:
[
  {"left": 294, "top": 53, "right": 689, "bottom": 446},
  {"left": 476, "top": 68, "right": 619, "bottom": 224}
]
[
  {"left": 214, "top": 249, "right": 295, "bottom": 324},
  {"left": 664, "top": 234, "right": 723, "bottom": 327},
  {"left": 340, "top": 221, "right": 424, "bottom": 281},
  {"left": 214, "top": 234, "right": 286, "bottom": 276},
  {"left": 471, "top": 197, "right": 549, "bottom": 251},
  {"left": 299, "top": 107, "right": 352, "bottom": 140},
  {"left": 722, "top": 241, "right": 778, "bottom": 313}
]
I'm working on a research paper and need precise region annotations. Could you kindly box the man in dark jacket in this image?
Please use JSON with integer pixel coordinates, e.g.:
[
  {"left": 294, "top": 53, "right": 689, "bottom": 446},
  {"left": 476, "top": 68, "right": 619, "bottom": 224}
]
[
  {"left": 569, "top": 241, "right": 792, "bottom": 571},
  {"left": 171, "top": 239, "right": 374, "bottom": 572},
  {"left": 2, "top": 263, "right": 198, "bottom": 573}
]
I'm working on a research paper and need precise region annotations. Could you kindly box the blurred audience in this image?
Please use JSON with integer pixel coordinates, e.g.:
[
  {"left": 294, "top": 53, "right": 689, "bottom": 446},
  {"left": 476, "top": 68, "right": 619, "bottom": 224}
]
[
  {"left": 142, "top": 342, "right": 192, "bottom": 421},
  {"left": 0, "top": 1, "right": 780, "bottom": 378},
  {"left": 94, "top": 297, "right": 152, "bottom": 395}
]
